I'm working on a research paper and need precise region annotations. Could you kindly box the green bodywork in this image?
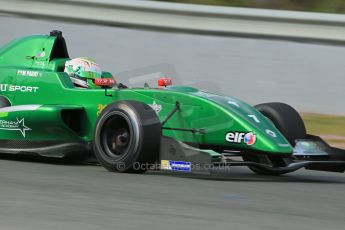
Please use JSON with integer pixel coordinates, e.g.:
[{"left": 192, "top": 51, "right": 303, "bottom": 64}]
[{"left": 0, "top": 33, "right": 293, "bottom": 156}]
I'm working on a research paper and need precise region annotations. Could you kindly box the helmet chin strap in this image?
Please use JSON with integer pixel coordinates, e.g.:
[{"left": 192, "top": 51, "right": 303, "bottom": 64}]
[{"left": 70, "top": 76, "right": 88, "bottom": 88}]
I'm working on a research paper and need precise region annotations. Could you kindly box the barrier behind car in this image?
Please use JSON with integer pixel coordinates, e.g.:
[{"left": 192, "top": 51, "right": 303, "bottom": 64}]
[{"left": 0, "top": 0, "right": 345, "bottom": 44}]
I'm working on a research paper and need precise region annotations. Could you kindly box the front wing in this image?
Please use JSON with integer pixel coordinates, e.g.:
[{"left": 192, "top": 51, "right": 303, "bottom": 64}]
[{"left": 159, "top": 135, "right": 345, "bottom": 174}]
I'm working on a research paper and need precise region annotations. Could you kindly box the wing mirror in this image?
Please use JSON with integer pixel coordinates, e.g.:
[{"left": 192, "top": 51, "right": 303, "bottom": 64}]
[{"left": 158, "top": 77, "right": 172, "bottom": 87}]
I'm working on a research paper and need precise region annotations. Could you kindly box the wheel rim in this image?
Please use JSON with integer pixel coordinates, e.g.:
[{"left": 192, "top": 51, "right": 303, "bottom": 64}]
[{"left": 100, "top": 112, "right": 133, "bottom": 159}]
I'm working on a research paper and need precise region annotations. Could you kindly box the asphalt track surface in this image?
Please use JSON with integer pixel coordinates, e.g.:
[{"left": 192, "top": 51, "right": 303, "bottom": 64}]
[
  {"left": 0, "top": 155, "right": 344, "bottom": 230},
  {"left": 0, "top": 15, "right": 344, "bottom": 230}
]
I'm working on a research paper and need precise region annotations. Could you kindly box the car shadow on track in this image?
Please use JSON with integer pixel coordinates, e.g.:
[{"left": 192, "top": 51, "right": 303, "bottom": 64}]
[
  {"left": 146, "top": 169, "right": 345, "bottom": 184},
  {"left": 0, "top": 154, "right": 343, "bottom": 183},
  {"left": 0, "top": 153, "right": 98, "bottom": 166}
]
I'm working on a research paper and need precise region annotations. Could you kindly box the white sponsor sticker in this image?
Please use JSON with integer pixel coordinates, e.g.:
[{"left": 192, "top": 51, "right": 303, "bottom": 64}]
[
  {"left": 0, "top": 84, "right": 39, "bottom": 93},
  {"left": 17, "top": 70, "right": 42, "bottom": 77},
  {"left": 36, "top": 51, "right": 45, "bottom": 58},
  {"left": 161, "top": 160, "right": 191, "bottom": 172},
  {"left": 225, "top": 131, "right": 256, "bottom": 146},
  {"left": 149, "top": 101, "right": 162, "bottom": 114},
  {"left": 0, "top": 118, "right": 31, "bottom": 137}
]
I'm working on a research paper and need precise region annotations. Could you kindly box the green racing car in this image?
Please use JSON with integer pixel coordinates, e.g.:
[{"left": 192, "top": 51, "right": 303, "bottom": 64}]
[{"left": 0, "top": 30, "right": 344, "bottom": 175}]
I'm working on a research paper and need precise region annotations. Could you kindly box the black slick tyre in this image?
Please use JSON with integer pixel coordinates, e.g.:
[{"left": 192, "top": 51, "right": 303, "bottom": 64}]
[
  {"left": 244, "top": 102, "right": 307, "bottom": 175},
  {"left": 255, "top": 102, "right": 306, "bottom": 145},
  {"left": 0, "top": 96, "right": 10, "bottom": 108},
  {"left": 93, "top": 100, "right": 161, "bottom": 173}
]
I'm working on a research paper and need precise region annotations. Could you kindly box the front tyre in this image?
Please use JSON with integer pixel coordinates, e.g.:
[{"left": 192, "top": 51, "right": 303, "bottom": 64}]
[
  {"left": 244, "top": 102, "right": 306, "bottom": 175},
  {"left": 93, "top": 100, "right": 161, "bottom": 173},
  {"left": 255, "top": 102, "right": 306, "bottom": 145}
]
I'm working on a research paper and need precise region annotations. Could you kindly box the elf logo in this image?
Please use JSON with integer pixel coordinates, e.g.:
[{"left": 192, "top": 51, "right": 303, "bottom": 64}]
[{"left": 225, "top": 132, "right": 256, "bottom": 146}]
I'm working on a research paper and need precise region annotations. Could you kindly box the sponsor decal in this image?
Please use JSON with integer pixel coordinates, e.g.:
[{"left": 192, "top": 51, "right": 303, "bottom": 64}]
[
  {"left": 225, "top": 131, "right": 256, "bottom": 146},
  {"left": 243, "top": 132, "right": 256, "bottom": 145},
  {"left": 160, "top": 160, "right": 192, "bottom": 172},
  {"left": 0, "top": 118, "right": 31, "bottom": 137},
  {"left": 265, "top": 129, "right": 277, "bottom": 138},
  {"left": 94, "top": 78, "right": 115, "bottom": 86},
  {"left": 97, "top": 104, "right": 107, "bottom": 116},
  {"left": 0, "top": 84, "right": 39, "bottom": 93},
  {"left": 149, "top": 101, "right": 162, "bottom": 114},
  {"left": 36, "top": 51, "right": 46, "bottom": 58},
  {"left": 17, "top": 70, "right": 42, "bottom": 77},
  {"left": 35, "top": 61, "right": 46, "bottom": 67},
  {"left": 160, "top": 160, "right": 170, "bottom": 170}
]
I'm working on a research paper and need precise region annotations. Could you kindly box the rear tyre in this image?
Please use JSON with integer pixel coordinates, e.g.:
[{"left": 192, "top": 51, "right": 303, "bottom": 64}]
[
  {"left": 93, "top": 100, "right": 161, "bottom": 173},
  {"left": 0, "top": 96, "right": 11, "bottom": 108},
  {"left": 244, "top": 102, "right": 306, "bottom": 175}
]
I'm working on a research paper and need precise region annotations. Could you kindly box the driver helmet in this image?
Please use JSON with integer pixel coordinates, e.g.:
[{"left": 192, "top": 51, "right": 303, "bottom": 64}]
[{"left": 64, "top": 57, "right": 102, "bottom": 88}]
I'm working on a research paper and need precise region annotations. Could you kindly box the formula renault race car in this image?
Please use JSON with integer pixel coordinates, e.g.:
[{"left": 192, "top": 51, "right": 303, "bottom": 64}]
[{"left": 0, "top": 30, "right": 345, "bottom": 175}]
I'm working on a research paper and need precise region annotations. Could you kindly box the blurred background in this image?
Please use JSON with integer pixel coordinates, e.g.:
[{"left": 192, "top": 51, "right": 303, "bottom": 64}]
[{"left": 156, "top": 0, "right": 345, "bottom": 13}]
